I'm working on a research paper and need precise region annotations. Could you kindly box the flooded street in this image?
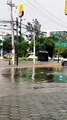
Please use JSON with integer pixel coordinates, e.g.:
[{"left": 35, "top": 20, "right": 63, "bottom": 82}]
[
  {"left": 0, "top": 65, "right": 67, "bottom": 98},
  {"left": 0, "top": 60, "right": 67, "bottom": 119}
]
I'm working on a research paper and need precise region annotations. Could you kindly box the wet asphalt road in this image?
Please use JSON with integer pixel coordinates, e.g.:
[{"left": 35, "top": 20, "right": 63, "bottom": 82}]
[{"left": 0, "top": 59, "right": 67, "bottom": 120}]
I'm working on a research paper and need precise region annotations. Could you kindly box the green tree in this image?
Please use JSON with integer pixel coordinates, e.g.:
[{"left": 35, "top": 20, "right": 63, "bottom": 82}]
[
  {"left": 29, "top": 37, "right": 55, "bottom": 58},
  {"left": 45, "top": 38, "right": 55, "bottom": 58},
  {"left": 61, "top": 48, "right": 67, "bottom": 58},
  {"left": 18, "top": 40, "right": 29, "bottom": 57},
  {"left": 54, "top": 47, "right": 64, "bottom": 56},
  {"left": 33, "top": 19, "right": 41, "bottom": 40},
  {"left": 26, "top": 19, "right": 41, "bottom": 40},
  {"left": 3, "top": 34, "right": 29, "bottom": 57},
  {"left": 3, "top": 34, "right": 11, "bottom": 53},
  {"left": 0, "top": 39, "right": 3, "bottom": 50}
]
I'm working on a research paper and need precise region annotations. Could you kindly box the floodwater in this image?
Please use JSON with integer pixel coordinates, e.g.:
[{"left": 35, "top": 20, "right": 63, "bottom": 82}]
[
  {"left": 1, "top": 66, "right": 67, "bottom": 84},
  {"left": 0, "top": 66, "right": 67, "bottom": 97},
  {"left": 0, "top": 66, "right": 67, "bottom": 120}
]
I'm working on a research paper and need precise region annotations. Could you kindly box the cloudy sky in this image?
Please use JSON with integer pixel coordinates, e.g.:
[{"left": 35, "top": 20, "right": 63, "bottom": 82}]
[{"left": 0, "top": 0, "right": 67, "bottom": 33}]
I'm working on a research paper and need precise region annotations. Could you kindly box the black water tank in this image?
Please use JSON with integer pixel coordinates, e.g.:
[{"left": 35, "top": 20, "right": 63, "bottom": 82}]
[{"left": 38, "top": 51, "right": 48, "bottom": 61}]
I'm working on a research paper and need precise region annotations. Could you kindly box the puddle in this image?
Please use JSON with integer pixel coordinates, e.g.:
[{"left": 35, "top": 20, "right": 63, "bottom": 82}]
[{"left": 1, "top": 66, "right": 67, "bottom": 83}]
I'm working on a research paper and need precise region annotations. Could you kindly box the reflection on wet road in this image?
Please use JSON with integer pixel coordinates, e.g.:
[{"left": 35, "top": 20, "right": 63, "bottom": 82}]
[
  {"left": 1, "top": 66, "right": 67, "bottom": 84},
  {"left": 0, "top": 66, "right": 67, "bottom": 119},
  {"left": 0, "top": 67, "right": 33, "bottom": 97},
  {"left": 0, "top": 66, "right": 67, "bottom": 97}
]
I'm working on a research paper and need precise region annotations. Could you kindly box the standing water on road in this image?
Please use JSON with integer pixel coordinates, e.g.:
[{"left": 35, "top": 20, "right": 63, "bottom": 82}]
[{"left": 1, "top": 66, "right": 67, "bottom": 84}]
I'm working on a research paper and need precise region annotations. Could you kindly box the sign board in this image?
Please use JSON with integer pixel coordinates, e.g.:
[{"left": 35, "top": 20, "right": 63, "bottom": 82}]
[
  {"left": 65, "top": 0, "right": 67, "bottom": 15},
  {"left": 19, "top": 4, "right": 24, "bottom": 17},
  {"left": 55, "top": 41, "right": 67, "bottom": 48}
]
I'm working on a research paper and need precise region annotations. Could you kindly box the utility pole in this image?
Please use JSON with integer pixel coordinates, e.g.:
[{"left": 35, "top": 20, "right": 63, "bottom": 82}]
[
  {"left": 7, "top": 0, "right": 15, "bottom": 65},
  {"left": 19, "top": 18, "right": 22, "bottom": 42},
  {"left": 15, "top": 17, "right": 18, "bottom": 65},
  {"left": 16, "top": 17, "right": 18, "bottom": 41},
  {"left": 33, "top": 33, "right": 35, "bottom": 64}
]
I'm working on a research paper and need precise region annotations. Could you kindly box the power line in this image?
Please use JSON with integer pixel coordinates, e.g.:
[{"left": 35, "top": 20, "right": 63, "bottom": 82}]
[
  {"left": 0, "top": 20, "right": 11, "bottom": 23},
  {"left": 26, "top": 0, "right": 67, "bottom": 28},
  {"left": 0, "top": 28, "right": 11, "bottom": 30},
  {"left": 0, "top": 1, "right": 6, "bottom": 5},
  {"left": 19, "top": 0, "right": 67, "bottom": 29},
  {"left": 34, "top": 0, "right": 67, "bottom": 25},
  {"left": 18, "top": 0, "right": 44, "bottom": 17},
  {"left": 0, "top": 30, "right": 10, "bottom": 34}
]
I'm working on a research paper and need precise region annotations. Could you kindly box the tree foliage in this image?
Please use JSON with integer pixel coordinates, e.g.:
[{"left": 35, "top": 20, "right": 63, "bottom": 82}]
[
  {"left": 2, "top": 18, "right": 57, "bottom": 58},
  {"left": 29, "top": 37, "right": 55, "bottom": 58},
  {"left": 26, "top": 19, "right": 42, "bottom": 40},
  {"left": 17, "top": 40, "right": 29, "bottom": 57},
  {"left": 3, "top": 34, "right": 29, "bottom": 57},
  {"left": 3, "top": 34, "right": 11, "bottom": 53},
  {"left": 60, "top": 48, "right": 67, "bottom": 58}
]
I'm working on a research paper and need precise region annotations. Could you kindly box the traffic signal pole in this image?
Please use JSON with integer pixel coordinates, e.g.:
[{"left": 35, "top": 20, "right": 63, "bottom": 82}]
[
  {"left": 16, "top": 17, "right": 18, "bottom": 65},
  {"left": 19, "top": 18, "right": 22, "bottom": 42},
  {"left": 16, "top": 17, "right": 18, "bottom": 41}
]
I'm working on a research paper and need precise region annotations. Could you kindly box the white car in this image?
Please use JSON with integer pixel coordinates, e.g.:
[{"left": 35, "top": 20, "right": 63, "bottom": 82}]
[
  {"left": 28, "top": 55, "right": 37, "bottom": 59},
  {"left": 48, "top": 57, "right": 51, "bottom": 60},
  {"left": 3, "top": 53, "right": 12, "bottom": 59},
  {"left": 53, "top": 56, "right": 63, "bottom": 61},
  {"left": 61, "top": 58, "right": 67, "bottom": 66}
]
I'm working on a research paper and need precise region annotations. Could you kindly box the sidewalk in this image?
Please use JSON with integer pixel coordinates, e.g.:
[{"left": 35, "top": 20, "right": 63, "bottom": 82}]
[{"left": 0, "top": 58, "right": 61, "bottom": 69}]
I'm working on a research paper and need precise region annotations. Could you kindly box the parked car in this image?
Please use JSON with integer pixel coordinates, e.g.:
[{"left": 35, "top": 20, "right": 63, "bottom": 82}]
[
  {"left": 53, "top": 56, "right": 63, "bottom": 61},
  {"left": 48, "top": 57, "right": 51, "bottom": 60},
  {"left": 61, "top": 58, "right": 67, "bottom": 66},
  {"left": 28, "top": 54, "right": 38, "bottom": 59},
  {"left": 3, "top": 53, "right": 12, "bottom": 59}
]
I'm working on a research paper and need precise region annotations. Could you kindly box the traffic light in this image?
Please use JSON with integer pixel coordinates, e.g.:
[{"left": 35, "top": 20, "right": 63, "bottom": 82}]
[
  {"left": 65, "top": 0, "right": 67, "bottom": 15},
  {"left": 19, "top": 4, "right": 24, "bottom": 17}
]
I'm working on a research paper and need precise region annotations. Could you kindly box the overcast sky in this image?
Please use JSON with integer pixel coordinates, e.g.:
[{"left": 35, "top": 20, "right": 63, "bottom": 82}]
[{"left": 0, "top": 0, "right": 67, "bottom": 33}]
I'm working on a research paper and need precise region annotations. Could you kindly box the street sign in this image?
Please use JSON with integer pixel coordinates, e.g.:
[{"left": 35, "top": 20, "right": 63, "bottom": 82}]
[
  {"left": 55, "top": 41, "right": 67, "bottom": 48},
  {"left": 65, "top": 0, "right": 67, "bottom": 15},
  {"left": 19, "top": 4, "right": 24, "bottom": 17}
]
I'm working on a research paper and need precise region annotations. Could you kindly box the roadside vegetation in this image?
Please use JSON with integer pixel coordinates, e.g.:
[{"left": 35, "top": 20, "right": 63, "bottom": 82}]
[{"left": 0, "top": 19, "right": 67, "bottom": 59}]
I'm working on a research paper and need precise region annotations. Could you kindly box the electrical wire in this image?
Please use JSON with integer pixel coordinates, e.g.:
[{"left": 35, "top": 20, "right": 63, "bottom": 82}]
[
  {"left": 25, "top": 0, "right": 67, "bottom": 28},
  {"left": 18, "top": 0, "right": 45, "bottom": 17},
  {"left": 34, "top": 0, "right": 67, "bottom": 25},
  {"left": 0, "top": 1, "right": 6, "bottom": 5},
  {"left": 0, "top": 28, "right": 11, "bottom": 30},
  {"left": 18, "top": 0, "right": 67, "bottom": 29}
]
